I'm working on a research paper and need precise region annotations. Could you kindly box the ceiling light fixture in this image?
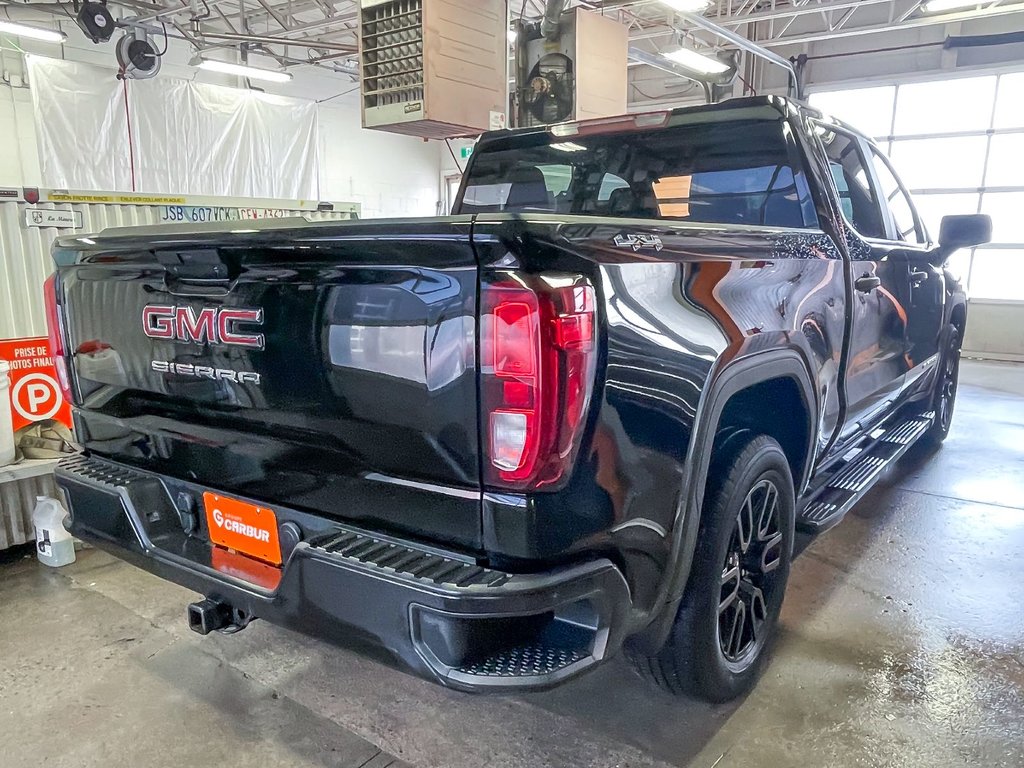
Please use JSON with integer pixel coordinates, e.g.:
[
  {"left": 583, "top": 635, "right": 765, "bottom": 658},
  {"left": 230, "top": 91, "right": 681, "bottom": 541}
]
[
  {"left": 663, "top": 47, "right": 730, "bottom": 75},
  {"left": 920, "top": 0, "right": 983, "bottom": 11},
  {"left": 0, "top": 20, "right": 68, "bottom": 44},
  {"left": 196, "top": 58, "right": 293, "bottom": 83},
  {"left": 550, "top": 142, "right": 587, "bottom": 152},
  {"left": 660, "top": 0, "right": 713, "bottom": 13}
]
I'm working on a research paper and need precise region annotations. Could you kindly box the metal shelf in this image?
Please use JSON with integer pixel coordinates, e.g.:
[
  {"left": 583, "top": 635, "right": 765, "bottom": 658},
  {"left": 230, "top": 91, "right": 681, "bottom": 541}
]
[{"left": 0, "top": 458, "right": 60, "bottom": 485}]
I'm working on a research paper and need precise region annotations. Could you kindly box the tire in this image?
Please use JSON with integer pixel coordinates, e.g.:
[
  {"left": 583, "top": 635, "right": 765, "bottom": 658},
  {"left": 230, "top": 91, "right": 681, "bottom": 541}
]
[
  {"left": 629, "top": 434, "right": 796, "bottom": 702},
  {"left": 923, "top": 324, "right": 961, "bottom": 447}
]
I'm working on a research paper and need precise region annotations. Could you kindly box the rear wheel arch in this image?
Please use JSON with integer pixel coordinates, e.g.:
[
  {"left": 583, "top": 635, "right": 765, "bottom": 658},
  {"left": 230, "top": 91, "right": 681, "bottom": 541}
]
[
  {"left": 694, "top": 352, "right": 818, "bottom": 502},
  {"left": 630, "top": 350, "right": 818, "bottom": 653}
]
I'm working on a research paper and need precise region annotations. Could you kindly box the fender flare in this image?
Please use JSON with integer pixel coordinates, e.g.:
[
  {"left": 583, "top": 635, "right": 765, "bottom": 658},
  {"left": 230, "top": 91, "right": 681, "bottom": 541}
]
[{"left": 629, "top": 348, "right": 819, "bottom": 652}]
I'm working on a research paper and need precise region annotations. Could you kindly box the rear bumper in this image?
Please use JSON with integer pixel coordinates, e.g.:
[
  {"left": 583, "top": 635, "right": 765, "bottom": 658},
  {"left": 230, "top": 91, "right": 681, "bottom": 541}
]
[{"left": 55, "top": 455, "right": 633, "bottom": 692}]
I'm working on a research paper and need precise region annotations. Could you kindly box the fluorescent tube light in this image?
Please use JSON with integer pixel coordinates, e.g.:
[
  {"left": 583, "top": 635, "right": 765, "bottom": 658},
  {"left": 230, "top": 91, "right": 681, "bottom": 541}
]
[
  {"left": 551, "top": 142, "right": 587, "bottom": 152},
  {"left": 196, "top": 59, "right": 293, "bottom": 83},
  {"left": 921, "top": 0, "right": 982, "bottom": 11},
  {"left": 0, "top": 20, "right": 67, "bottom": 44},
  {"left": 660, "top": 0, "right": 713, "bottom": 12},
  {"left": 664, "top": 47, "right": 730, "bottom": 75}
]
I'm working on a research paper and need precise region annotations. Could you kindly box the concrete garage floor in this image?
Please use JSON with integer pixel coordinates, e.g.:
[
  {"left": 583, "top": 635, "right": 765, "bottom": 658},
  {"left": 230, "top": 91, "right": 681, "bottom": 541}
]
[{"left": 1, "top": 360, "right": 1022, "bottom": 768}]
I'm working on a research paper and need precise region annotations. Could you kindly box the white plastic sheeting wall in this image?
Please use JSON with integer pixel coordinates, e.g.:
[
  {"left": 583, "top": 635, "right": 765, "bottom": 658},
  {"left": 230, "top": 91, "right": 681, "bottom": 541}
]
[{"left": 27, "top": 56, "right": 320, "bottom": 199}]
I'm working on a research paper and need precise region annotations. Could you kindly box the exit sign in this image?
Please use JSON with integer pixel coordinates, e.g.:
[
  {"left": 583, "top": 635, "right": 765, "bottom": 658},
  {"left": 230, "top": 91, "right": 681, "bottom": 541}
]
[{"left": 460, "top": 146, "right": 473, "bottom": 159}]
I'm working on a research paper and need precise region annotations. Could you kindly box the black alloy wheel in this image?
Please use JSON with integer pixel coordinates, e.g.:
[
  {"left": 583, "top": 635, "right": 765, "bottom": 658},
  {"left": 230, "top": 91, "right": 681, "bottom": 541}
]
[
  {"left": 937, "top": 332, "right": 960, "bottom": 434},
  {"left": 925, "top": 324, "right": 961, "bottom": 446},
  {"left": 718, "top": 478, "right": 785, "bottom": 666},
  {"left": 626, "top": 434, "right": 795, "bottom": 702}
]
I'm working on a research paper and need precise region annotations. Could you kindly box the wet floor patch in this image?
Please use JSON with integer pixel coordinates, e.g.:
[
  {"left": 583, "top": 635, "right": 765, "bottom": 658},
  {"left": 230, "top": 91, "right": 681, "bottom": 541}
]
[{"left": 1, "top": 361, "right": 1022, "bottom": 768}]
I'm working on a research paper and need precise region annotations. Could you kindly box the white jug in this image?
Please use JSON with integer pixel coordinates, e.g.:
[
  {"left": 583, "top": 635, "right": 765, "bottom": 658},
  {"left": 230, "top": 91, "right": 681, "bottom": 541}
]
[
  {"left": 0, "top": 360, "right": 15, "bottom": 467},
  {"left": 32, "top": 495, "right": 76, "bottom": 567}
]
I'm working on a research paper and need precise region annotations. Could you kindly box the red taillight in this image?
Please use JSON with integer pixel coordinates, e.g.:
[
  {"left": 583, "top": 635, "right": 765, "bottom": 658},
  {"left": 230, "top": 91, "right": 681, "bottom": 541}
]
[
  {"left": 44, "top": 274, "right": 73, "bottom": 403},
  {"left": 482, "top": 276, "right": 597, "bottom": 490}
]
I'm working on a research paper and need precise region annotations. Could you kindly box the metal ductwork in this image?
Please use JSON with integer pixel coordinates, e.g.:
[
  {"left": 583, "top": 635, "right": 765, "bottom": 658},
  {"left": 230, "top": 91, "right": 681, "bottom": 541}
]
[{"left": 541, "top": 0, "right": 566, "bottom": 41}]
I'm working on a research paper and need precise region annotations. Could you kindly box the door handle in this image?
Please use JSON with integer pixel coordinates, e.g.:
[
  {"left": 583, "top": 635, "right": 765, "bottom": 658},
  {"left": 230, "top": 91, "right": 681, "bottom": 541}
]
[
  {"left": 855, "top": 275, "right": 881, "bottom": 293},
  {"left": 910, "top": 269, "right": 929, "bottom": 286}
]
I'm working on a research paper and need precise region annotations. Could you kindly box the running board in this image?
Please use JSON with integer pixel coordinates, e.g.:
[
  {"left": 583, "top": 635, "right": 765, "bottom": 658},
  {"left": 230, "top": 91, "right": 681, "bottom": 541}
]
[{"left": 797, "top": 412, "right": 934, "bottom": 533}]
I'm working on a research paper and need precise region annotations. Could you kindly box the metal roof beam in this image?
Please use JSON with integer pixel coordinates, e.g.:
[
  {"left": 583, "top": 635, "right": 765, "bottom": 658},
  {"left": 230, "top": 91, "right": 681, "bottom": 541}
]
[{"left": 757, "top": 1, "right": 1024, "bottom": 47}]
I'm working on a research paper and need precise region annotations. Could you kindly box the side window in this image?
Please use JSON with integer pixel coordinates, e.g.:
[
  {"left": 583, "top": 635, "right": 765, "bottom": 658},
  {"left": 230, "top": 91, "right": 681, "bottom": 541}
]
[
  {"left": 869, "top": 148, "right": 926, "bottom": 244},
  {"left": 818, "top": 126, "right": 887, "bottom": 239},
  {"left": 597, "top": 173, "right": 629, "bottom": 202},
  {"left": 459, "top": 162, "right": 571, "bottom": 212}
]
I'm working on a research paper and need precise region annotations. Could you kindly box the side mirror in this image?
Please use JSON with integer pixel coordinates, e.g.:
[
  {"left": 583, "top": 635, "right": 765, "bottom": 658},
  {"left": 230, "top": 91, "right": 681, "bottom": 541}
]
[{"left": 938, "top": 214, "right": 992, "bottom": 250}]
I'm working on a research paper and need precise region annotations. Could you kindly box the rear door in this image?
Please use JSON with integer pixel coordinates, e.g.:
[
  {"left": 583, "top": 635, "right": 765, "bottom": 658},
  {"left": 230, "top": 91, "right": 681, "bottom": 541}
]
[
  {"left": 57, "top": 218, "right": 483, "bottom": 549},
  {"left": 864, "top": 144, "right": 944, "bottom": 394},
  {"left": 817, "top": 125, "right": 912, "bottom": 438}
]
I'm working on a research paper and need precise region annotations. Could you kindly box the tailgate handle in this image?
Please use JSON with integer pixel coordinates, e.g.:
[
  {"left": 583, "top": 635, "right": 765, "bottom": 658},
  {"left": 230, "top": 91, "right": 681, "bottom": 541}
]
[{"left": 157, "top": 249, "right": 235, "bottom": 296}]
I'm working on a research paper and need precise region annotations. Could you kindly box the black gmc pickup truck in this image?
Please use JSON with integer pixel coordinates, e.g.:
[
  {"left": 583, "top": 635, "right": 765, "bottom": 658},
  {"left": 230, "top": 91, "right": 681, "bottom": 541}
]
[{"left": 49, "top": 96, "right": 991, "bottom": 701}]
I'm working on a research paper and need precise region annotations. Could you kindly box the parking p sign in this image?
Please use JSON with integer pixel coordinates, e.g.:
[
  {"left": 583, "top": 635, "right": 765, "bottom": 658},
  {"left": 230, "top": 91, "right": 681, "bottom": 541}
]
[{"left": 0, "top": 337, "right": 73, "bottom": 432}]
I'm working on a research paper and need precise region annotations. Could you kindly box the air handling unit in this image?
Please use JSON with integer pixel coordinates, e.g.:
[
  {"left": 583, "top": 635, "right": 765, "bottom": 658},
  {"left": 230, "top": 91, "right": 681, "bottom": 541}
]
[
  {"left": 514, "top": 6, "right": 628, "bottom": 128},
  {"left": 359, "top": 0, "right": 507, "bottom": 138}
]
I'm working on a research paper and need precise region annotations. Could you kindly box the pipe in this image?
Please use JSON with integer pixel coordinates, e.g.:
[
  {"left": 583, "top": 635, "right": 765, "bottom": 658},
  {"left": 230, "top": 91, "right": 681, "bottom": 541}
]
[
  {"left": 944, "top": 30, "right": 1024, "bottom": 49},
  {"left": 677, "top": 11, "right": 798, "bottom": 97},
  {"left": 199, "top": 30, "right": 356, "bottom": 52},
  {"left": 541, "top": 0, "right": 566, "bottom": 40}
]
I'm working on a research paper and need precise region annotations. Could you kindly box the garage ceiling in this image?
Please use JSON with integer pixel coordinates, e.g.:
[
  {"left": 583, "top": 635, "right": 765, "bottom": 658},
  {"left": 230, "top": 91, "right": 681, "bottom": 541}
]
[{"left": 8, "top": 0, "right": 1024, "bottom": 100}]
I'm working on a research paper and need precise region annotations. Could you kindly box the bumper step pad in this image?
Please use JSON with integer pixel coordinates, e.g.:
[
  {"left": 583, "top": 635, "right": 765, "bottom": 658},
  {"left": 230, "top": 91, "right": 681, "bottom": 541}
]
[
  {"left": 306, "top": 529, "right": 511, "bottom": 588},
  {"left": 457, "top": 644, "right": 586, "bottom": 677},
  {"left": 797, "top": 412, "right": 934, "bottom": 533}
]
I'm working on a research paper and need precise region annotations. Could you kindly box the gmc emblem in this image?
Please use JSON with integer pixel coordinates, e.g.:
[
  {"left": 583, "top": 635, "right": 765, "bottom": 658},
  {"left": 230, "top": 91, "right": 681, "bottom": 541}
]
[{"left": 142, "top": 305, "right": 265, "bottom": 349}]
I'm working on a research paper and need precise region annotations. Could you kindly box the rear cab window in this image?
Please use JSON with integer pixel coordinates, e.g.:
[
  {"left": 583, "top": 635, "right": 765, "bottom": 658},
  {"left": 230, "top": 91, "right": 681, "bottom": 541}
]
[{"left": 457, "top": 109, "right": 819, "bottom": 229}]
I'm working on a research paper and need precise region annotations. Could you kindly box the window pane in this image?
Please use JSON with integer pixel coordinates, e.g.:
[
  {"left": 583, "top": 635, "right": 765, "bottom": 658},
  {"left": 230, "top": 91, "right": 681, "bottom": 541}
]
[
  {"left": 894, "top": 76, "right": 996, "bottom": 135},
  {"left": 870, "top": 147, "right": 924, "bottom": 243},
  {"left": 538, "top": 164, "right": 572, "bottom": 197},
  {"left": 981, "top": 192, "right": 1024, "bottom": 243},
  {"left": 459, "top": 118, "right": 816, "bottom": 227},
  {"left": 889, "top": 137, "right": 988, "bottom": 190},
  {"left": 598, "top": 173, "right": 629, "bottom": 202},
  {"left": 994, "top": 72, "right": 1024, "bottom": 129},
  {"left": 819, "top": 128, "right": 886, "bottom": 239},
  {"left": 984, "top": 133, "right": 1024, "bottom": 187},
  {"left": 911, "top": 193, "right": 980, "bottom": 241},
  {"left": 968, "top": 250, "right": 1024, "bottom": 300},
  {"left": 809, "top": 86, "right": 895, "bottom": 139}
]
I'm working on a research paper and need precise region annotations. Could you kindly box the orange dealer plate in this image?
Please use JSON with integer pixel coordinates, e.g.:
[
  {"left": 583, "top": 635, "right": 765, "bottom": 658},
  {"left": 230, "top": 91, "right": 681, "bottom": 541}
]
[{"left": 203, "top": 492, "right": 282, "bottom": 566}]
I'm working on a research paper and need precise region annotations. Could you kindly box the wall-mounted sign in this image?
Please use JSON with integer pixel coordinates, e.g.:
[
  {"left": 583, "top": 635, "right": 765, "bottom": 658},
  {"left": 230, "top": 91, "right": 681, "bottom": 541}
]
[
  {"left": 47, "top": 192, "right": 188, "bottom": 205},
  {"left": 0, "top": 337, "right": 73, "bottom": 433},
  {"left": 24, "top": 208, "right": 82, "bottom": 229}
]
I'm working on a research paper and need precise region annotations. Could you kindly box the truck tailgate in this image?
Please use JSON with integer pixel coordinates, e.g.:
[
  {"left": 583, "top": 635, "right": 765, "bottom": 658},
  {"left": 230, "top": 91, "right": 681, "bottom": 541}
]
[{"left": 55, "top": 218, "right": 483, "bottom": 549}]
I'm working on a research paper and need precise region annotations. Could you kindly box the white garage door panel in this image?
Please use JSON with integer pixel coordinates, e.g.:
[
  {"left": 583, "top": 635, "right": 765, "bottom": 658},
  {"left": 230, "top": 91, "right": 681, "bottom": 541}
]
[
  {"left": 812, "top": 71, "right": 1024, "bottom": 360},
  {"left": 964, "top": 301, "right": 1024, "bottom": 362}
]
